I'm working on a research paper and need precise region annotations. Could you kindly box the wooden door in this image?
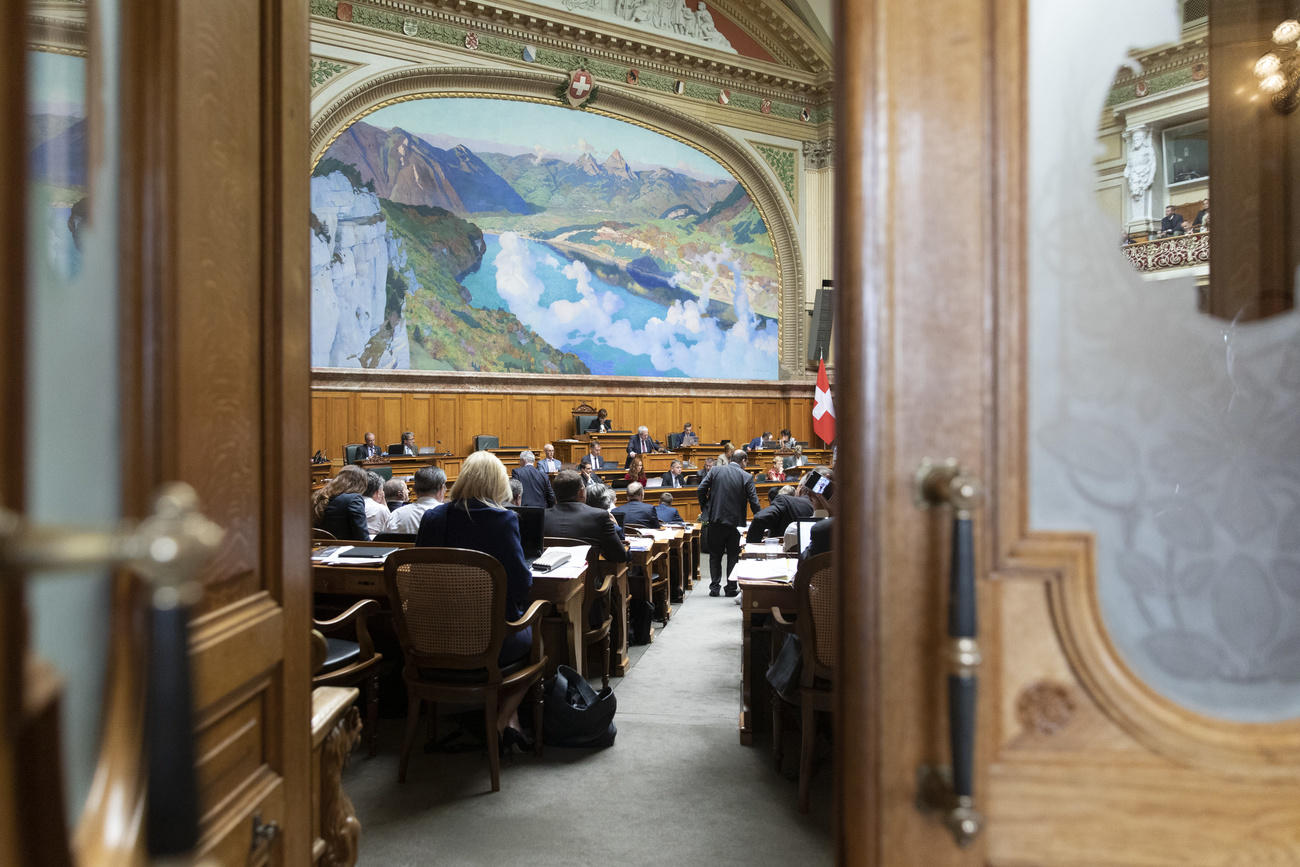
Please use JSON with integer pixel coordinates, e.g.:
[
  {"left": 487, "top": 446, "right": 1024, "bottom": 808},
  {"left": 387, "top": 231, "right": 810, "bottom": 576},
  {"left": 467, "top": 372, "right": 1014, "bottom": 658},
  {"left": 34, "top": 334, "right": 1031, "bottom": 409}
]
[
  {"left": 3, "top": 1, "right": 311, "bottom": 863},
  {"left": 836, "top": 0, "right": 1300, "bottom": 863}
]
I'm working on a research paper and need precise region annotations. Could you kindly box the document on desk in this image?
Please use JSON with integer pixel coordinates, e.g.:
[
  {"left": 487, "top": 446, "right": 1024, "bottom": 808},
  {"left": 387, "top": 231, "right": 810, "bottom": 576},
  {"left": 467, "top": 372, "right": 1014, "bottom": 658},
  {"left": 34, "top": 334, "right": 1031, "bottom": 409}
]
[
  {"left": 532, "top": 545, "right": 590, "bottom": 578},
  {"left": 740, "top": 558, "right": 798, "bottom": 582},
  {"left": 627, "top": 538, "right": 654, "bottom": 552},
  {"left": 313, "top": 545, "right": 401, "bottom": 566}
]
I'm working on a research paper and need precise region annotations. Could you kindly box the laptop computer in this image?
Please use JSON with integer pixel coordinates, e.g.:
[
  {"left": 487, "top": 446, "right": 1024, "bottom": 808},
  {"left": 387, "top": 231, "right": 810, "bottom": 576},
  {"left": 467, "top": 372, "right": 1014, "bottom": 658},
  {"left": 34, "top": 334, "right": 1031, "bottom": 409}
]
[
  {"left": 506, "top": 505, "right": 546, "bottom": 567},
  {"left": 795, "top": 520, "right": 818, "bottom": 555},
  {"left": 418, "top": 446, "right": 437, "bottom": 455}
]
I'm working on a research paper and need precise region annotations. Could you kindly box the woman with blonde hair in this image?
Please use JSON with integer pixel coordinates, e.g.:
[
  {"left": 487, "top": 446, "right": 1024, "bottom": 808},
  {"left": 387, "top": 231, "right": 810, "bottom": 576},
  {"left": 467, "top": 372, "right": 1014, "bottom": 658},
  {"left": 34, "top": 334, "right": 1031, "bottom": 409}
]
[
  {"left": 312, "top": 463, "right": 370, "bottom": 540},
  {"left": 415, "top": 451, "right": 534, "bottom": 742}
]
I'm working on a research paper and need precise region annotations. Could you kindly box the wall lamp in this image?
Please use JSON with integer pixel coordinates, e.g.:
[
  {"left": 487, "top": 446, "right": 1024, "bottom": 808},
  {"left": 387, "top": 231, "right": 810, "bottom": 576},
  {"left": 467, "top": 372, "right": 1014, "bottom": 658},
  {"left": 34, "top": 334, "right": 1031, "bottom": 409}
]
[{"left": 1255, "top": 18, "right": 1300, "bottom": 114}]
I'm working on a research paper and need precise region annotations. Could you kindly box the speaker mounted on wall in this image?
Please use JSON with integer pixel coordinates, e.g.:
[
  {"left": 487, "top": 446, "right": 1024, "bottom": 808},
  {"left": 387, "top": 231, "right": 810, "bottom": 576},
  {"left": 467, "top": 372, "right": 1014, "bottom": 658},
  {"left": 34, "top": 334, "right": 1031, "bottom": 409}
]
[{"left": 807, "top": 279, "right": 834, "bottom": 367}]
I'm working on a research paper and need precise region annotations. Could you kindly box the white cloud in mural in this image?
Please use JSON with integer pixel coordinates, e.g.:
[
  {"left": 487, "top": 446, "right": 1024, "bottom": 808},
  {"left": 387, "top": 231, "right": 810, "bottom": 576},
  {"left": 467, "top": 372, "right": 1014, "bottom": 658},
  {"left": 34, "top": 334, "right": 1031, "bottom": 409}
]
[
  {"left": 492, "top": 232, "right": 776, "bottom": 378},
  {"left": 576, "top": 138, "right": 595, "bottom": 154}
]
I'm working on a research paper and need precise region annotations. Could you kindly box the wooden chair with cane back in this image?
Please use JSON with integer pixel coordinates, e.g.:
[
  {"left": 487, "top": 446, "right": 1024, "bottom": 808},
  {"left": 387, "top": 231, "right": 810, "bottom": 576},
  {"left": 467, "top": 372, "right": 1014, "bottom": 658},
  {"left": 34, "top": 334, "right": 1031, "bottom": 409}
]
[
  {"left": 545, "top": 536, "right": 615, "bottom": 688},
  {"left": 770, "top": 551, "right": 835, "bottom": 813},
  {"left": 383, "top": 547, "right": 548, "bottom": 792}
]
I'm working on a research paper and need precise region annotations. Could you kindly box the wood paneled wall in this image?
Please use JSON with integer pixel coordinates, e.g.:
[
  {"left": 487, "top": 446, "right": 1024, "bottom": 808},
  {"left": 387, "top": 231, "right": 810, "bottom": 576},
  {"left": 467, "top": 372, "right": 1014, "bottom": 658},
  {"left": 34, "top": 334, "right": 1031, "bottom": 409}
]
[{"left": 311, "top": 375, "right": 819, "bottom": 459}]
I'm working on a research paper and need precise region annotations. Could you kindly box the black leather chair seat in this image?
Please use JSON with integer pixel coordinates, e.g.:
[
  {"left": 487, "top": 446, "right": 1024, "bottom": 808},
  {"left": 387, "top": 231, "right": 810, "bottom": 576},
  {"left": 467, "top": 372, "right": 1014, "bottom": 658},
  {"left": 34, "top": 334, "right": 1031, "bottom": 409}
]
[{"left": 321, "top": 637, "right": 361, "bottom": 673}]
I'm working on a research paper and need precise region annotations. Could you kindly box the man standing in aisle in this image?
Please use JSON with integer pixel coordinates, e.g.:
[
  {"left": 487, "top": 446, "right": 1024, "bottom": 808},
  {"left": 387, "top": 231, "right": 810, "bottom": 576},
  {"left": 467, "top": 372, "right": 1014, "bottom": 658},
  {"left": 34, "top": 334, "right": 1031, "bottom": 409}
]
[
  {"left": 512, "top": 450, "right": 557, "bottom": 508},
  {"left": 697, "top": 448, "right": 759, "bottom": 596}
]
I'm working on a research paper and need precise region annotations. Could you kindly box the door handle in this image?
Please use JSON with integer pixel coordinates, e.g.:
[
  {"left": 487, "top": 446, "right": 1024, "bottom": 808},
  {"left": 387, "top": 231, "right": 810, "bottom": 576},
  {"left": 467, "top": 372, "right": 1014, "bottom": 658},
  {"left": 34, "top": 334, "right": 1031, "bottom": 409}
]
[
  {"left": 915, "top": 458, "right": 984, "bottom": 847},
  {"left": 1, "top": 483, "right": 224, "bottom": 856}
]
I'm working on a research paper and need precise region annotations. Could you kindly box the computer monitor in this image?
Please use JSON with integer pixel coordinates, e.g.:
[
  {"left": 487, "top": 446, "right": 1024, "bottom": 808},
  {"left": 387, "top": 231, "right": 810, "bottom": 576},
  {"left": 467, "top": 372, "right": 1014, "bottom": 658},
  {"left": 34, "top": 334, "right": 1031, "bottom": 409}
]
[{"left": 506, "top": 505, "right": 545, "bottom": 562}]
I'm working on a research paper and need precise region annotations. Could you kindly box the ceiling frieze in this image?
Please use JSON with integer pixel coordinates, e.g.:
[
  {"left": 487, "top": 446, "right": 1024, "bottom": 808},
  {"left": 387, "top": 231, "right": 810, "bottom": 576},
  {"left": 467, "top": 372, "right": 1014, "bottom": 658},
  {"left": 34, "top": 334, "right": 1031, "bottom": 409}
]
[{"left": 310, "top": 0, "right": 832, "bottom": 114}]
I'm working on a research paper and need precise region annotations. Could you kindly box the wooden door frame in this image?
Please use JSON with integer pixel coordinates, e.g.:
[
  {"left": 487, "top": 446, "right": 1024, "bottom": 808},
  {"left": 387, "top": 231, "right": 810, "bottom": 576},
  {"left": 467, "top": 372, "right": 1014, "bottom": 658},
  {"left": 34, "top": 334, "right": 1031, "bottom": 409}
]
[{"left": 834, "top": 0, "right": 1018, "bottom": 861}]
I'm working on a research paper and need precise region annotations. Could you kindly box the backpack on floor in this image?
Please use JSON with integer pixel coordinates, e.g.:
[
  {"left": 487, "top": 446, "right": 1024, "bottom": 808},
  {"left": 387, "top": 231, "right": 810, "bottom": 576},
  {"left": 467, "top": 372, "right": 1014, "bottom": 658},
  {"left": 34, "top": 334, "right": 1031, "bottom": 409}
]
[
  {"left": 629, "top": 599, "right": 655, "bottom": 645},
  {"left": 542, "top": 664, "right": 617, "bottom": 749}
]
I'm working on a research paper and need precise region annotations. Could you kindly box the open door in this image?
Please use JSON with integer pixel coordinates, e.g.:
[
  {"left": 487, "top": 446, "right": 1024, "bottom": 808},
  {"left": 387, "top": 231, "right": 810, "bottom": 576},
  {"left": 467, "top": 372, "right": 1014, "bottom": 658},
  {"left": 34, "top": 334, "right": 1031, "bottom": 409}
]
[
  {"left": 837, "top": 0, "right": 1300, "bottom": 863},
  {"left": 2, "top": 1, "right": 312, "bottom": 862}
]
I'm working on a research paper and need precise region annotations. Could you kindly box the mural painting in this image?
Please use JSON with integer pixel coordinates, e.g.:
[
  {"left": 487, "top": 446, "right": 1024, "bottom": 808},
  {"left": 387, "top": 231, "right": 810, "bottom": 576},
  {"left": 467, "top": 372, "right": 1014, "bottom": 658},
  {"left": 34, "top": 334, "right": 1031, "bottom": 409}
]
[{"left": 310, "top": 97, "right": 780, "bottom": 379}]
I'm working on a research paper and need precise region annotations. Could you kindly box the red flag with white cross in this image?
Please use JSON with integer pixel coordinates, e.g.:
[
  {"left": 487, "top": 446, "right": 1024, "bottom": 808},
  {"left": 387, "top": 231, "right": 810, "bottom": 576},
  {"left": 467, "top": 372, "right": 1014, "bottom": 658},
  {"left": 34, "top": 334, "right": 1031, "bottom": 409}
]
[
  {"left": 566, "top": 69, "right": 595, "bottom": 107},
  {"left": 812, "top": 358, "right": 836, "bottom": 445}
]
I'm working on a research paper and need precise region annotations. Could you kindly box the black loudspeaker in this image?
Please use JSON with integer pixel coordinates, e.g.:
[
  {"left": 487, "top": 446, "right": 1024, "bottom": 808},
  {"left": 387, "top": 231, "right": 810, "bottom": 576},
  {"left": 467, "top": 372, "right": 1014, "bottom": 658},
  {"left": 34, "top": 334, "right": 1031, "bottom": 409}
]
[
  {"left": 474, "top": 434, "right": 499, "bottom": 451},
  {"left": 807, "top": 279, "right": 833, "bottom": 365}
]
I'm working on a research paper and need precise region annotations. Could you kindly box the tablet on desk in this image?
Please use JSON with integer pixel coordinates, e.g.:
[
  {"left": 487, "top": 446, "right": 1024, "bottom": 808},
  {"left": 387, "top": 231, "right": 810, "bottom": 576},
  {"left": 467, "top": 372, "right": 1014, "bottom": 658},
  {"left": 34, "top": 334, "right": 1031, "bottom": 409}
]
[{"left": 337, "top": 546, "right": 401, "bottom": 559}]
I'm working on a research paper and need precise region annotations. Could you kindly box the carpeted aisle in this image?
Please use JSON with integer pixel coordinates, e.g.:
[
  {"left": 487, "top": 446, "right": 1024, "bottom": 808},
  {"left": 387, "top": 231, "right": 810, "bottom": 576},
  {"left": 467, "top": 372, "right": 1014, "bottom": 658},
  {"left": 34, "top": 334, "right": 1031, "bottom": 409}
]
[{"left": 341, "top": 577, "right": 833, "bottom": 866}]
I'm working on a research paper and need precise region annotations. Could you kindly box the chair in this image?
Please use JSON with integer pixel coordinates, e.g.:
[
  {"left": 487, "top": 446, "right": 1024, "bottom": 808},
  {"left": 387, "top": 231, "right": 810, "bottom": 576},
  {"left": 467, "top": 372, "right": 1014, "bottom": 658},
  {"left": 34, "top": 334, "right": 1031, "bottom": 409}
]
[
  {"left": 311, "top": 599, "right": 383, "bottom": 757},
  {"left": 372, "top": 532, "right": 416, "bottom": 543},
  {"left": 473, "top": 434, "right": 499, "bottom": 451},
  {"left": 545, "top": 536, "right": 614, "bottom": 688},
  {"left": 383, "top": 548, "right": 548, "bottom": 792},
  {"left": 343, "top": 443, "right": 366, "bottom": 464},
  {"left": 575, "top": 415, "right": 597, "bottom": 436},
  {"left": 770, "top": 551, "right": 835, "bottom": 813},
  {"left": 667, "top": 432, "right": 683, "bottom": 450},
  {"left": 312, "top": 527, "right": 338, "bottom": 542}
]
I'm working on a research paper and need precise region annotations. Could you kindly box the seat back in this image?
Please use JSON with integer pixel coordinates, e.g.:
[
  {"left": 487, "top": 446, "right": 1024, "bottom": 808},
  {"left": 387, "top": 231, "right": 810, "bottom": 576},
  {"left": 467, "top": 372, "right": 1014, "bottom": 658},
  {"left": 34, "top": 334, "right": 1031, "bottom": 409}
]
[
  {"left": 311, "top": 527, "right": 337, "bottom": 541},
  {"left": 343, "top": 443, "right": 365, "bottom": 464},
  {"left": 384, "top": 548, "right": 507, "bottom": 673},
  {"left": 666, "top": 432, "right": 683, "bottom": 450},
  {"left": 372, "top": 532, "right": 416, "bottom": 543},
  {"left": 795, "top": 552, "right": 836, "bottom": 679},
  {"left": 473, "top": 434, "right": 500, "bottom": 451},
  {"left": 575, "top": 414, "right": 597, "bottom": 436}
]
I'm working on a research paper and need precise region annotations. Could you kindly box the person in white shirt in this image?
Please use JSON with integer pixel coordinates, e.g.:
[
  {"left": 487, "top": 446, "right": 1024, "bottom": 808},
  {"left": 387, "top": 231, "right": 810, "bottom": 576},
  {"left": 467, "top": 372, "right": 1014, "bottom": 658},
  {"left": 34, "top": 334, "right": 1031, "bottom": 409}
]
[
  {"left": 362, "top": 471, "right": 390, "bottom": 537},
  {"left": 538, "top": 442, "right": 562, "bottom": 473},
  {"left": 385, "top": 466, "right": 447, "bottom": 533}
]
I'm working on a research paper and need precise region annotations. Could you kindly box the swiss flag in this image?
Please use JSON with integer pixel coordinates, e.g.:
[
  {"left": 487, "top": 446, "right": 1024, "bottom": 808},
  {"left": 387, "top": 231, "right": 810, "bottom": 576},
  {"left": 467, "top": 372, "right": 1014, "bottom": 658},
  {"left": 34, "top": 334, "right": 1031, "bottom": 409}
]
[{"left": 812, "top": 358, "right": 836, "bottom": 445}]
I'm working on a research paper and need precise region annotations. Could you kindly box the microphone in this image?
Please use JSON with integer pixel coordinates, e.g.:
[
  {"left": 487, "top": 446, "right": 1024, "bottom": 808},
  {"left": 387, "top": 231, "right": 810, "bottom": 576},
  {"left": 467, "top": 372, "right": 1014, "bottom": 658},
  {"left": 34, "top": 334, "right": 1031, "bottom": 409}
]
[{"left": 436, "top": 439, "right": 443, "bottom": 455}]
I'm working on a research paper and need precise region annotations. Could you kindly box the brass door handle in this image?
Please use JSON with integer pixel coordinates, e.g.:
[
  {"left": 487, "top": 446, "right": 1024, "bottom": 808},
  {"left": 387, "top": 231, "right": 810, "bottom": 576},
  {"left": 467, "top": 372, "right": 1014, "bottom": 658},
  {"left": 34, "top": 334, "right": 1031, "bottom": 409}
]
[
  {"left": 0, "top": 481, "right": 223, "bottom": 599},
  {"left": 1, "top": 483, "right": 224, "bottom": 858},
  {"left": 915, "top": 458, "right": 984, "bottom": 847}
]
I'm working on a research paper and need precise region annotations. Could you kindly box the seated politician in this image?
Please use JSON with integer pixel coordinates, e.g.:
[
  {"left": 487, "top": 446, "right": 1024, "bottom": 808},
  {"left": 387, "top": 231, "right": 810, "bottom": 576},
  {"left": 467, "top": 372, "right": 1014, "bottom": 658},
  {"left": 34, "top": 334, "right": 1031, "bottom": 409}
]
[
  {"left": 679, "top": 422, "right": 700, "bottom": 446},
  {"left": 587, "top": 407, "right": 613, "bottom": 433},
  {"left": 389, "top": 430, "right": 417, "bottom": 456},
  {"left": 415, "top": 451, "right": 535, "bottom": 739},
  {"left": 655, "top": 492, "right": 683, "bottom": 524},
  {"left": 580, "top": 440, "right": 609, "bottom": 473},
  {"left": 612, "top": 482, "right": 661, "bottom": 529},
  {"left": 544, "top": 470, "right": 628, "bottom": 565},
  {"left": 746, "top": 475, "right": 817, "bottom": 543},
  {"left": 747, "top": 431, "right": 773, "bottom": 451},
  {"left": 360, "top": 431, "right": 383, "bottom": 461},
  {"left": 312, "top": 464, "right": 371, "bottom": 541},
  {"left": 661, "top": 459, "right": 687, "bottom": 488},
  {"left": 625, "top": 454, "right": 648, "bottom": 487}
]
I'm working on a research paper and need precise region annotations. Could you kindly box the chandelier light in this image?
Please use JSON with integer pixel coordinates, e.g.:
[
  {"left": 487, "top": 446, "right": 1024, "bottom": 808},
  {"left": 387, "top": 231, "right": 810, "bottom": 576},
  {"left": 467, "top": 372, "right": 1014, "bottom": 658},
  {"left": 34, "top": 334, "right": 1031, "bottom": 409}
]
[{"left": 1256, "top": 18, "right": 1300, "bottom": 113}]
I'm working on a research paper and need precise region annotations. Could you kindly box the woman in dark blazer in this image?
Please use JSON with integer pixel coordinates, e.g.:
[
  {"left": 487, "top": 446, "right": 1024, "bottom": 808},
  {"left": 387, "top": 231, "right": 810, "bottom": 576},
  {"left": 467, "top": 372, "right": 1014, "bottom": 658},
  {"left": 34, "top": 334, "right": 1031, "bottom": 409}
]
[
  {"left": 586, "top": 407, "right": 613, "bottom": 432},
  {"left": 312, "top": 464, "right": 370, "bottom": 541},
  {"left": 416, "top": 451, "right": 534, "bottom": 741}
]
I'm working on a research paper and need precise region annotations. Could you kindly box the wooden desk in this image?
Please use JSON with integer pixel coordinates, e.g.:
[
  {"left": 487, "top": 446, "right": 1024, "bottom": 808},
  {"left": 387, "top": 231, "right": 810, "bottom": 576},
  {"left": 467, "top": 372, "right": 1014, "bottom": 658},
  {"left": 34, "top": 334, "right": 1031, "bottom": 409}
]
[
  {"left": 627, "top": 535, "right": 670, "bottom": 640},
  {"left": 665, "top": 527, "right": 687, "bottom": 602},
  {"left": 603, "top": 559, "right": 632, "bottom": 677},
  {"left": 734, "top": 560, "right": 799, "bottom": 746},
  {"left": 312, "top": 551, "right": 587, "bottom": 678},
  {"left": 639, "top": 453, "right": 678, "bottom": 474}
]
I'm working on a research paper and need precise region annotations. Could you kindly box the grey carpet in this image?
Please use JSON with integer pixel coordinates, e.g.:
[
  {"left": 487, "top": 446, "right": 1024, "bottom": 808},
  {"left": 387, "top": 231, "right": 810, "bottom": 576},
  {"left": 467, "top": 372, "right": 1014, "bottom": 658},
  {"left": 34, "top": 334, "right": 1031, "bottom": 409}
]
[{"left": 342, "top": 572, "right": 833, "bottom": 866}]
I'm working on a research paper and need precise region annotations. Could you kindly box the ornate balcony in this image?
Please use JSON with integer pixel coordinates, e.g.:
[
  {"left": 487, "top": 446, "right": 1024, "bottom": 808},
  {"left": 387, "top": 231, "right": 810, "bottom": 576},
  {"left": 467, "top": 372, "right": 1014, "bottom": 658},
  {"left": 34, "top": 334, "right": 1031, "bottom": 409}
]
[{"left": 1122, "top": 230, "right": 1210, "bottom": 272}]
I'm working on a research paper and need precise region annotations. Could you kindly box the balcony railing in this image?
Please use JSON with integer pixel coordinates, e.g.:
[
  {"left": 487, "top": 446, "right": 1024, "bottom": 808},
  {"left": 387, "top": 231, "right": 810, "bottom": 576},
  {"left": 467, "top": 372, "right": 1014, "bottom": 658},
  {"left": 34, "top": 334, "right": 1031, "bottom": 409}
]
[{"left": 1122, "top": 230, "right": 1210, "bottom": 272}]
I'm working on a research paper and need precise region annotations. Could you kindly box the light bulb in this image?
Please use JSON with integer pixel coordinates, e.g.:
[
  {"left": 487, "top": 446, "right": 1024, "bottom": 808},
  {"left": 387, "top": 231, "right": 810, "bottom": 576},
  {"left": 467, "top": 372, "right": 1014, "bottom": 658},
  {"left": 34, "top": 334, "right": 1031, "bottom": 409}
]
[
  {"left": 1256, "top": 53, "right": 1282, "bottom": 78},
  {"left": 1260, "top": 72, "right": 1288, "bottom": 94},
  {"left": 1273, "top": 19, "right": 1300, "bottom": 44}
]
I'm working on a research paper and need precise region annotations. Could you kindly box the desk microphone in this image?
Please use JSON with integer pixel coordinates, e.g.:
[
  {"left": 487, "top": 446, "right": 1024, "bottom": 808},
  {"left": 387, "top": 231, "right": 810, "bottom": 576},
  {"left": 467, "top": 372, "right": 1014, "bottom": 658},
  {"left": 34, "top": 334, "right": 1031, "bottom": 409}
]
[{"left": 436, "top": 439, "right": 444, "bottom": 455}]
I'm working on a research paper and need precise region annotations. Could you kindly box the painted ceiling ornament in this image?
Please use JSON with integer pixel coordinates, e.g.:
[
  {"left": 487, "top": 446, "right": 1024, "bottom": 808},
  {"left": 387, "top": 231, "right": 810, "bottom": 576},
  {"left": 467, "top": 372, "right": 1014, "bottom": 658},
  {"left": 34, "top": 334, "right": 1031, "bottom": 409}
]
[
  {"left": 464, "top": 31, "right": 480, "bottom": 50},
  {"left": 673, "top": 80, "right": 686, "bottom": 95},
  {"left": 800, "top": 107, "right": 811, "bottom": 122},
  {"left": 760, "top": 98, "right": 772, "bottom": 114},
  {"left": 1192, "top": 62, "right": 1208, "bottom": 81},
  {"left": 626, "top": 68, "right": 639, "bottom": 85},
  {"left": 336, "top": 2, "right": 353, "bottom": 22},
  {"left": 1135, "top": 78, "right": 1149, "bottom": 97},
  {"left": 522, "top": 44, "right": 537, "bottom": 62},
  {"left": 403, "top": 18, "right": 419, "bottom": 37},
  {"left": 718, "top": 89, "right": 731, "bottom": 105},
  {"left": 560, "top": 66, "right": 599, "bottom": 108}
]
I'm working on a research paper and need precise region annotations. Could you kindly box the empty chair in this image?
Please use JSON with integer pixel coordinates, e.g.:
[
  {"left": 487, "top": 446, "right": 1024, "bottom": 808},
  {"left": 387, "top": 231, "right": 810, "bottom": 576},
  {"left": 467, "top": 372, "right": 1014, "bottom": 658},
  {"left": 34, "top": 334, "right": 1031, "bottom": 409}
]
[
  {"left": 384, "top": 547, "right": 548, "bottom": 792},
  {"left": 312, "top": 527, "right": 338, "bottom": 542},
  {"left": 311, "top": 599, "right": 383, "bottom": 756}
]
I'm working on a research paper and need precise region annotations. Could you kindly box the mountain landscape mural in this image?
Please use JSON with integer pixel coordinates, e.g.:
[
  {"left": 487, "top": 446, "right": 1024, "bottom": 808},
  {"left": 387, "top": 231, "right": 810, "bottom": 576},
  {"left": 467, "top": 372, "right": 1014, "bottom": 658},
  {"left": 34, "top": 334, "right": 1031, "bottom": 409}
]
[{"left": 310, "top": 97, "right": 780, "bottom": 378}]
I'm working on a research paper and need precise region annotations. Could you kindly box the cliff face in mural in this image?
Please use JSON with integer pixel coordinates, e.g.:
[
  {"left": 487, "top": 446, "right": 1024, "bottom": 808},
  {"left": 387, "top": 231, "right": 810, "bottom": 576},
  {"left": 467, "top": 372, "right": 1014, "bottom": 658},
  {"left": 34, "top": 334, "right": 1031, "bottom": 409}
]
[{"left": 311, "top": 98, "right": 780, "bottom": 379}]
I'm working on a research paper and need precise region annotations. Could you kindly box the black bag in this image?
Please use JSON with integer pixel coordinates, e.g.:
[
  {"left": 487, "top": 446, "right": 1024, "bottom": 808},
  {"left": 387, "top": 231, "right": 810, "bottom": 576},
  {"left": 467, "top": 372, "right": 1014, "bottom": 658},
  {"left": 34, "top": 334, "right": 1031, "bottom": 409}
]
[
  {"left": 765, "top": 633, "right": 803, "bottom": 702},
  {"left": 629, "top": 599, "right": 655, "bottom": 645},
  {"left": 542, "top": 664, "right": 617, "bottom": 748}
]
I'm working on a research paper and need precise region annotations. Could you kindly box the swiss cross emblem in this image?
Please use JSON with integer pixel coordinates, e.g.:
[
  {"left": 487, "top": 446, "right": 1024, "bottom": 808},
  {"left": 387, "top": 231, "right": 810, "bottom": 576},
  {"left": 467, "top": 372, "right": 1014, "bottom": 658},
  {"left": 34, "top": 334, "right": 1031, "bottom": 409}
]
[{"left": 567, "top": 69, "right": 595, "bottom": 107}]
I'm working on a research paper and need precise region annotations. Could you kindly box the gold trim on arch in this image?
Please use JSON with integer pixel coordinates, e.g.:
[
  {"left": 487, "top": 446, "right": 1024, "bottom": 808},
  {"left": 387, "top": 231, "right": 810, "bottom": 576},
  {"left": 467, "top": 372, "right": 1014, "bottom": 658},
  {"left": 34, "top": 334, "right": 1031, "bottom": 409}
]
[{"left": 309, "top": 66, "right": 806, "bottom": 377}]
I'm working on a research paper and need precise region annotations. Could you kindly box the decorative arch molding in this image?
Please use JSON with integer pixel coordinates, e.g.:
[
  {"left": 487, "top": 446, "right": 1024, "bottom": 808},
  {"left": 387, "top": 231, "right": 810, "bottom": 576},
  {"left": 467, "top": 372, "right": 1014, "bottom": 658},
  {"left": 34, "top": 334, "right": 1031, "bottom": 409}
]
[{"left": 309, "top": 65, "right": 807, "bottom": 379}]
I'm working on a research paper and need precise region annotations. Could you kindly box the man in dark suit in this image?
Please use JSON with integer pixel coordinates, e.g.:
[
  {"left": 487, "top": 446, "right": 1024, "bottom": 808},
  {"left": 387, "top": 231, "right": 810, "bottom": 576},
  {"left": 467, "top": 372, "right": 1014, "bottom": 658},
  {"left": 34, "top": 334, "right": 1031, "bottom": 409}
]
[
  {"left": 660, "top": 459, "right": 687, "bottom": 488},
  {"left": 655, "top": 492, "right": 683, "bottom": 524},
  {"left": 697, "top": 449, "right": 759, "bottom": 596},
  {"left": 388, "top": 431, "right": 417, "bottom": 456},
  {"left": 511, "top": 450, "right": 556, "bottom": 508},
  {"left": 612, "top": 482, "right": 661, "bottom": 528},
  {"left": 746, "top": 431, "right": 772, "bottom": 451},
  {"left": 679, "top": 422, "right": 699, "bottom": 446},
  {"left": 580, "top": 440, "right": 608, "bottom": 472},
  {"left": 801, "top": 470, "right": 834, "bottom": 559},
  {"left": 625, "top": 425, "right": 662, "bottom": 467},
  {"left": 361, "top": 431, "right": 382, "bottom": 460},
  {"left": 543, "top": 471, "right": 628, "bottom": 564},
  {"left": 745, "top": 489, "right": 814, "bottom": 542},
  {"left": 1159, "top": 204, "right": 1185, "bottom": 237}
]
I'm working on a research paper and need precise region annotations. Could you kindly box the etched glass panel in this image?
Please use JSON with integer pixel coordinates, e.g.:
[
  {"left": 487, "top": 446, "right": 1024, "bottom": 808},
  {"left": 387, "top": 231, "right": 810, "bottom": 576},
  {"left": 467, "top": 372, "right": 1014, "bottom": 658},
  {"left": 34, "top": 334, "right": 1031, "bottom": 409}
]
[{"left": 1029, "top": 1, "right": 1300, "bottom": 721}]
